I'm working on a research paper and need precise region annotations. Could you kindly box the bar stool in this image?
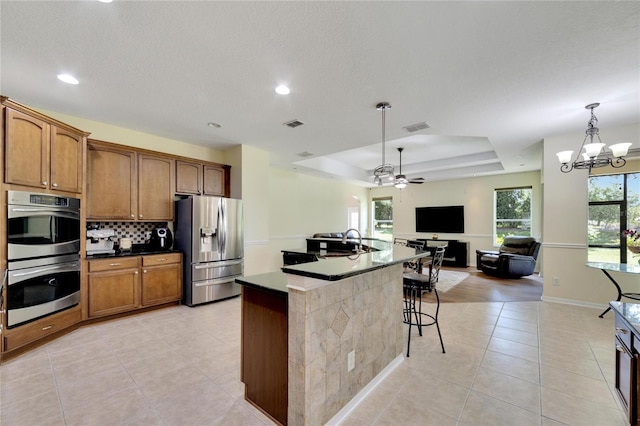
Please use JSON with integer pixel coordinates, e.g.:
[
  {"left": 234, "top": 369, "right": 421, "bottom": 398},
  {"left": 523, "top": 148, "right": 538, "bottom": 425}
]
[{"left": 402, "top": 246, "right": 446, "bottom": 357}]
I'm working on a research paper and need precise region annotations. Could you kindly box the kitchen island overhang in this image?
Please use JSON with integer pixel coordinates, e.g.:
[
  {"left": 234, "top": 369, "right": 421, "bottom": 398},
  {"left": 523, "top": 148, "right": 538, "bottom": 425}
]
[{"left": 237, "top": 243, "right": 426, "bottom": 425}]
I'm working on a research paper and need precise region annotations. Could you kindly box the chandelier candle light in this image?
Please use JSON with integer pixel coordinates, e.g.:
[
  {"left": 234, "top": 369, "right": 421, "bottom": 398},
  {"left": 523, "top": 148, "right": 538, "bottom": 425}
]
[
  {"left": 373, "top": 102, "right": 394, "bottom": 186},
  {"left": 556, "top": 103, "right": 632, "bottom": 173}
]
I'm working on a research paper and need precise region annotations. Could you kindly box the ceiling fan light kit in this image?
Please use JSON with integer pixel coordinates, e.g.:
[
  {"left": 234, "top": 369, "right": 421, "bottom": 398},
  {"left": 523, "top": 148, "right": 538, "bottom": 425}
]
[
  {"left": 556, "top": 103, "right": 632, "bottom": 173},
  {"left": 394, "top": 147, "right": 424, "bottom": 188}
]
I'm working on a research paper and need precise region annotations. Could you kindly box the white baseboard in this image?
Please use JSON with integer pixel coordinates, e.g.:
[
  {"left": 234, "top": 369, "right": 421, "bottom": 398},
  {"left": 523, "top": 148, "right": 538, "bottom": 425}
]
[
  {"left": 541, "top": 295, "right": 608, "bottom": 311},
  {"left": 325, "top": 354, "right": 404, "bottom": 426}
]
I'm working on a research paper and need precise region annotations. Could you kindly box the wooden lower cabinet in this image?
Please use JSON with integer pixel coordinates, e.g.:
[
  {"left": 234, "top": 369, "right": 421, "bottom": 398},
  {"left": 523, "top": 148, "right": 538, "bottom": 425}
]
[
  {"left": 141, "top": 253, "right": 182, "bottom": 306},
  {"left": 88, "top": 257, "right": 140, "bottom": 317},
  {"left": 241, "top": 285, "right": 288, "bottom": 425},
  {"left": 614, "top": 311, "right": 640, "bottom": 425},
  {"left": 3, "top": 306, "right": 82, "bottom": 352},
  {"left": 88, "top": 254, "right": 181, "bottom": 319}
]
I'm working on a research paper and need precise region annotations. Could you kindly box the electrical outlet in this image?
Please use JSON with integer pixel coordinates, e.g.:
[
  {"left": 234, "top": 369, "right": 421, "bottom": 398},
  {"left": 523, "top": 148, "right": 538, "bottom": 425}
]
[
  {"left": 347, "top": 350, "right": 355, "bottom": 372},
  {"left": 552, "top": 277, "right": 560, "bottom": 286}
]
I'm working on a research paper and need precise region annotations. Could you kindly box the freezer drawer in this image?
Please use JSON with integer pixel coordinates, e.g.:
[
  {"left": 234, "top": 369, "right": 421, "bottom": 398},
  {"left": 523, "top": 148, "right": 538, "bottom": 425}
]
[
  {"left": 189, "top": 277, "right": 241, "bottom": 305},
  {"left": 191, "top": 259, "right": 243, "bottom": 282}
]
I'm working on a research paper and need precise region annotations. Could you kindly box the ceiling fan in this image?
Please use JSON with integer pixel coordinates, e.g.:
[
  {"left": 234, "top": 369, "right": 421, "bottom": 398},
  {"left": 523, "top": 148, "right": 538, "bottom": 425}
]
[{"left": 394, "top": 147, "right": 425, "bottom": 188}]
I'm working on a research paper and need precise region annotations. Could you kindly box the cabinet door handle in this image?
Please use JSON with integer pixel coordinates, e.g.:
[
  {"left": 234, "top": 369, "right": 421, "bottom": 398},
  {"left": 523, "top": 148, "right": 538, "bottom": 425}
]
[
  {"left": 42, "top": 325, "right": 53, "bottom": 331},
  {"left": 131, "top": 214, "right": 135, "bottom": 218},
  {"left": 139, "top": 214, "right": 143, "bottom": 218},
  {"left": 52, "top": 183, "right": 58, "bottom": 187},
  {"left": 134, "top": 271, "right": 138, "bottom": 275},
  {"left": 42, "top": 181, "right": 48, "bottom": 186},
  {"left": 109, "top": 263, "right": 121, "bottom": 267},
  {"left": 616, "top": 327, "right": 628, "bottom": 334},
  {"left": 143, "top": 269, "right": 147, "bottom": 273}
]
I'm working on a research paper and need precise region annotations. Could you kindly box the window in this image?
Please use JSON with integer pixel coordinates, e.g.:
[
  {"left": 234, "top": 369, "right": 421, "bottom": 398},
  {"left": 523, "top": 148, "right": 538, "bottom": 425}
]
[
  {"left": 494, "top": 187, "right": 532, "bottom": 245},
  {"left": 372, "top": 197, "right": 393, "bottom": 241},
  {"left": 588, "top": 172, "right": 640, "bottom": 263}
]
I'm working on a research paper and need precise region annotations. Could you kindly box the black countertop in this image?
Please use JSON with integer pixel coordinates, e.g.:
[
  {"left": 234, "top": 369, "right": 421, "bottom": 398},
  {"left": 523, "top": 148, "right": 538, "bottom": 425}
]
[
  {"left": 236, "top": 272, "right": 289, "bottom": 294},
  {"left": 86, "top": 245, "right": 181, "bottom": 259},
  {"left": 237, "top": 243, "right": 425, "bottom": 294}
]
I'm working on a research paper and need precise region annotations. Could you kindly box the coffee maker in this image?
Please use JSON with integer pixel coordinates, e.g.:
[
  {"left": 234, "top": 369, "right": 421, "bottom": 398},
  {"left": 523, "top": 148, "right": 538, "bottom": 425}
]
[
  {"left": 149, "top": 227, "right": 173, "bottom": 251},
  {"left": 86, "top": 228, "right": 116, "bottom": 255}
]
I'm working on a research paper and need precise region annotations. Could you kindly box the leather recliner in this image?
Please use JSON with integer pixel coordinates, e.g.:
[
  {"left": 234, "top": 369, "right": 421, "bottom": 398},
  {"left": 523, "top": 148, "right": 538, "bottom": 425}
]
[{"left": 476, "top": 236, "right": 541, "bottom": 278}]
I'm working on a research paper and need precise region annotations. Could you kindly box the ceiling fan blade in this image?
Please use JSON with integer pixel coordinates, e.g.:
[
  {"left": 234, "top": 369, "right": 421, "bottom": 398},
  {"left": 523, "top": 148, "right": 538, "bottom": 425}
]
[{"left": 409, "top": 177, "right": 424, "bottom": 184}]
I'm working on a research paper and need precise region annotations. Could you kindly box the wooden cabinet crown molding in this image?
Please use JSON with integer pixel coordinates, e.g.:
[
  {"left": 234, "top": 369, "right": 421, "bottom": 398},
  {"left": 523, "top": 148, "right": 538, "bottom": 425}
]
[
  {"left": 87, "top": 138, "right": 231, "bottom": 171},
  {"left": 1, "top": 96, "right": 90, "bottom": 137}
]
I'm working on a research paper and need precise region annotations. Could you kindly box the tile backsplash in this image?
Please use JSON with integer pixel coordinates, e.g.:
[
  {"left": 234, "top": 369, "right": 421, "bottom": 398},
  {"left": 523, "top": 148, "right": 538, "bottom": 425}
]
[{"left": 87, "top": 221, "right": 170, "bottom": 244}]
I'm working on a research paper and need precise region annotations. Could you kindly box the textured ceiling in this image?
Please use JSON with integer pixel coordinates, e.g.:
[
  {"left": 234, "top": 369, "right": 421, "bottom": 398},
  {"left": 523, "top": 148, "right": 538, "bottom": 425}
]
[{"left": 1, "top": 1, "right": 639, "bottom": 186}]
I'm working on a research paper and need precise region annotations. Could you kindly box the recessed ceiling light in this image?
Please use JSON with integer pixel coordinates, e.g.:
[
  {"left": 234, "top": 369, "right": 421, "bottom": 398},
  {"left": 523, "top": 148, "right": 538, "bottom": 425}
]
[
  {"left": 57, "top": 74, "right": 79, "bottom": 85},
  {"left": 97, "top": 0, "right": 113, "bottom": 3},
  {"left": 207, "top": 122, "right": 221, "bottom": 128},
  {"left": 275, "top": 85, "right": 290, "bottom": 95}
]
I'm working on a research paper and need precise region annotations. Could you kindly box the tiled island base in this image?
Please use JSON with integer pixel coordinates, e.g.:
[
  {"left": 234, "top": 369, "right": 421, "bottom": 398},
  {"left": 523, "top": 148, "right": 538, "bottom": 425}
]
[{"left": 286, "top": 264, "right": 404, "bottom": 425}]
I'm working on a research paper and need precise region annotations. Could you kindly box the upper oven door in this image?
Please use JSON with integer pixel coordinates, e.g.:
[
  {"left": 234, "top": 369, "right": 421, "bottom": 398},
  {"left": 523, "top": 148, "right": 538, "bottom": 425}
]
[{"left": 7, "top": 206, "right": 80, "bottom": 260}]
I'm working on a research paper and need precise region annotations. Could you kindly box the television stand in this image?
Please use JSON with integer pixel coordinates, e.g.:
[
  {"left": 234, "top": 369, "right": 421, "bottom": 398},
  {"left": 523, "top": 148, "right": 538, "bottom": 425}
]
[{"left": 418, "top": 239, "right": 469, "bottom": 267}]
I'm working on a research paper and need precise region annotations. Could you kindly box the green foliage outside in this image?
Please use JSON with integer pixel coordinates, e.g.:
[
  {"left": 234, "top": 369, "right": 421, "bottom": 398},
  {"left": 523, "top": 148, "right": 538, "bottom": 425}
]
[
  {"left": 373, "top": 199, "right": 393, "bottom": 241},
  {"left": 495, "top": 188, "right": 532, "bottom": 245}
]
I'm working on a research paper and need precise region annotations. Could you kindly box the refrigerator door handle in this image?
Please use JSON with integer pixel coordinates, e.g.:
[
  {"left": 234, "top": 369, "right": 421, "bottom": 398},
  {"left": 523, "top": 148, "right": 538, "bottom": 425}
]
[
  {"left": 219, "top": 200, "right": 226, "bottom": 255},
  {"left": 194, "top": 276, "right": 240, "bottom": 287},
  {"left": 193, "top": 259, "right": 243, "bottom": 269}
]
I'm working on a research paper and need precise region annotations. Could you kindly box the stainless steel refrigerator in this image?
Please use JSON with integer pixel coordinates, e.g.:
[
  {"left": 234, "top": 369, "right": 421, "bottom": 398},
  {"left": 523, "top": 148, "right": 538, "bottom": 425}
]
[{"left": 174, "top": 196, "right": 243, "bottom": 306}]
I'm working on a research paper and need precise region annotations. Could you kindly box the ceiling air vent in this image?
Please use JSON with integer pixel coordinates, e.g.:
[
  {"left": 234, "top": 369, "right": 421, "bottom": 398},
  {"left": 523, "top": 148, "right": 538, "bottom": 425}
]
[
  {"left": 297, "top": 151, "right": 314, "bottom": 158},
  {"left": 284, "top": 119, "right": 304, "bottom": 128},
  {"left": 403, "top": 121, "right": 431, "bottom": 133}
]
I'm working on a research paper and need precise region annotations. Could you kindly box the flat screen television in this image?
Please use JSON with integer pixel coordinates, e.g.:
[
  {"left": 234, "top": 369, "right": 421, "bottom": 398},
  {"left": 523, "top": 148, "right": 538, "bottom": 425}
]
[{"left": 415, "top": 205, "right": 464, "bottom": 234}]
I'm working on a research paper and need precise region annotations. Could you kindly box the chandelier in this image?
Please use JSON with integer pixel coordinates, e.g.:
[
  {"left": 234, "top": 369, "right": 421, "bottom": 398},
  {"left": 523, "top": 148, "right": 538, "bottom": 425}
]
[
  {"left": 373, "top": 102, "right": 394, "bottom": 186},
  {"left": 556, "top": 103, "right": 632, "bottom": 173}
]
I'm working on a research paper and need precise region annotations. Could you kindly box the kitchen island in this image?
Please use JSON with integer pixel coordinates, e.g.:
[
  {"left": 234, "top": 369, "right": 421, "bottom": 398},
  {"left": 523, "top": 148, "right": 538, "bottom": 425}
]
[{"left": 237, "top": 242, "right": 425, "bottom": 425}]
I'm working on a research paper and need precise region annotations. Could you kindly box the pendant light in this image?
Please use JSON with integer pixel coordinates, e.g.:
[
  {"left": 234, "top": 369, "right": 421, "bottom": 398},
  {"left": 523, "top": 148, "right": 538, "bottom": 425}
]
[{"left": 372, "top": 102, "right": 394, "bottom": 186}]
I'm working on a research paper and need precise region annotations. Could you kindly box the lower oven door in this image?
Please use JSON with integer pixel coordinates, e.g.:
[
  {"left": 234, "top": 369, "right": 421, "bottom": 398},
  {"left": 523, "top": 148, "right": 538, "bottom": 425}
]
[{"left": 7, "top": 255, "right": 80, "bottom": 328}]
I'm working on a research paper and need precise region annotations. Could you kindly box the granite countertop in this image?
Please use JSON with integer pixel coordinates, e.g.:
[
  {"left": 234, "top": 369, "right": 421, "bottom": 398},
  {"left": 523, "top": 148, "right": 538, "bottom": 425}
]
[
  {"left": 610, "top": 301, "right": 640, "bottom": 335},
  {"left": 236, "top": 271, "right": 289, "bottom": 294},
  {"left": 282, "top": 242, "right": 427, "bottom": 281},
  {"left": 237, "top": 240, "right": 428, "bottom": 294},
  {"left": 86, "top": 245, "right": 181, "bottom": 259}
]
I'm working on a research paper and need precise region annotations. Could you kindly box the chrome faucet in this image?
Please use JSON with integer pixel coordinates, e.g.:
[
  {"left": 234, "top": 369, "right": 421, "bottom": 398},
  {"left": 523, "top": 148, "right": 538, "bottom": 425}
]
[{"left": 342, "top": 228, "right": 362, "bottom": 252}]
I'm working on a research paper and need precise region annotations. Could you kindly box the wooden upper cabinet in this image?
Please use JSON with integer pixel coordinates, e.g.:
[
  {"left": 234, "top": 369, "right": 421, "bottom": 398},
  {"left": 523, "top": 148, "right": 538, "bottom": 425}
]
[
  {"left": 175, "top": 160, "right": 202, "bottom": 195},
  {"left": 4, "top": 105, "right": 85, "bottom": 193},
  {"left": 87, "top": 143, "right": 137, "bottom": 220},
  {"left": 137, "top": 154, "right": 174, "bottom": 221},
  {"left": 203, "top": 165, "right": 226, "bottom": 196},
  {"left": 176, "top": 160, "right": 228, "bottom": 197},
  {"left": 50, "top": 125, "right": 83, "bottom": 193}
]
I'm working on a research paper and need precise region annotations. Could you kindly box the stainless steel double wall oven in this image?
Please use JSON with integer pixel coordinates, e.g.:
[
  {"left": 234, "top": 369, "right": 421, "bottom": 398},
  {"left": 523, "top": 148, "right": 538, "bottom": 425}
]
[{"left": 5, "top": 191, "right": 81, "bottom": 328}]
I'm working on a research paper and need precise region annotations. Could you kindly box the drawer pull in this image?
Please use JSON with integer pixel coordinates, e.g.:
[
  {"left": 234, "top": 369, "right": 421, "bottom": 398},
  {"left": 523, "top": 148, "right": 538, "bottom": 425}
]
[
  {"left": 134, "top": 271, "right": 138, "bottom": 275},
  {"left": 616, "top": 327, "right": 629, "bottom": 334},
  {"left": 109, "top": 263, "right": 121, "bottom": 267},
  {"left": 42, "top": 325, "right": 53, "bottom": 331},
  {"left": 157, "top": 259, "right": 166, "bottom": 262}
]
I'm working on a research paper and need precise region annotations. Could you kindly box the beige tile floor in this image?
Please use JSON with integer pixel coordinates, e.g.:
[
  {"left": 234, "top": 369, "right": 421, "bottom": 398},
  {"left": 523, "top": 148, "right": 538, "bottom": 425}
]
[{"left": 0, "top": 297, "right": 629, "bottom": 425}]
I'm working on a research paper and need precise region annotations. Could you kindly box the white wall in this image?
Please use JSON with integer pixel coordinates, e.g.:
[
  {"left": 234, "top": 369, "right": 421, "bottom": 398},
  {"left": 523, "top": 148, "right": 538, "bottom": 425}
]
[
  {"left": 542, "top": 123, "right": 640, "bottom": 309},
  {"left": 369, "top": 170, "right": 543, "bottom": 267},
  {"left": 262, "top": 168, "right": 369, "bottom": 273}
]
